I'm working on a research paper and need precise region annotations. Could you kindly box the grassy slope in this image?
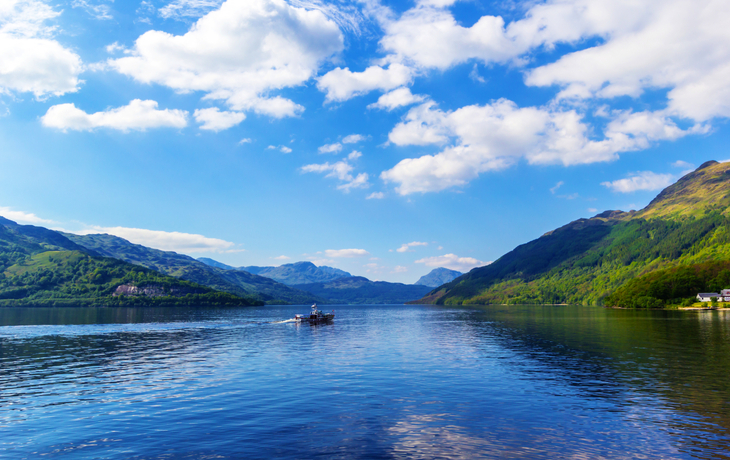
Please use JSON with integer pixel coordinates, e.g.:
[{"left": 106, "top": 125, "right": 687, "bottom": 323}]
[
  {"left": 62, "top": 233, "right": 322, "bottom": 305},
  {"left": 419, "top": 161, "right": 730, "bottom": 306}
]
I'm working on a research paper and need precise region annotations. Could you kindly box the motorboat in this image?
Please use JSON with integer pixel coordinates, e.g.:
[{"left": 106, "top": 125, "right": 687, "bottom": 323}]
[{"left": 294, "top": 304, "right": 334, "bottom": 324}]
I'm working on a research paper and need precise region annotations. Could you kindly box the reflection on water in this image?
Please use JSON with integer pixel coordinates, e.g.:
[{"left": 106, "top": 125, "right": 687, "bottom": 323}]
[{"left": 0, "top": 305, "right": 729, "bottom": 459}]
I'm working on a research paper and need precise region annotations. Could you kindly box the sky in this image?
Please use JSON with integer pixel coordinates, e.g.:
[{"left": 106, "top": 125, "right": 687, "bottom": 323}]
[{"left": 2, "top": 0, "right": 730, "bottom": 283}]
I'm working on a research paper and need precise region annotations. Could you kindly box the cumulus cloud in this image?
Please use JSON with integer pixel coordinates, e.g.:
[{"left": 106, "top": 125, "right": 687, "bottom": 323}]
[
  {"left": 194, "top": 107, "right": 245, "bottom": 131},
  {"left": 109, "top": 0, "right": 343, "bottom": 117},
  {"left": 0, "top": 0, "right": 83, "bottom": 97},
  {"left": 520, "top": 1, "right": 730, "bottom": 121},
  {"left": 301, "top": 154, "right": 370, "bottom": 193},
  {"left": 317, "top": 63, "right": 413, "bottom": 102},
  {"left": 280, "top": 146, "right": 292, "bottom": 153},
  {"left": 0, "top": 206, "right": 54, "bottom": 224},
  {"left": 601, "top": 171, "right": 675, "bottom": 193},
  {"left": 76, "top": 226, "right": 237, "bottom": 253},
  {"left": 396, "top": 241, "right": 427, "bottom": 253},
  {"left": 273, "top": 255, "right": 290, "bottom": 260},
  {"left": 347, "top": 150, "right": 361, "bottom": 160},
  {"left": 319, "top": 142, "right": 342, "bottom": 154},
  {"left": 366, "top": 192, "right": 384, "bottom": 199},
  {"left": 368, "top": 87, "right": 426, "bottom": 111},
  {"left": 415, "top": 253, "right": 487, "bottom": 272},
  {"left": 381, "top": 101, "right": 702, "bottom": 195},
  {"left": 41, "top": 99, "right": 188, "bottom": 132},
  {"left": 325, "top": 248, "right": 369, "bottom": 258},
  {"left": 342, "top": 134, "right": 365, "bottom": 144},
  {"left": 377, "top": 0, "right": 730, "bottom": 124}
]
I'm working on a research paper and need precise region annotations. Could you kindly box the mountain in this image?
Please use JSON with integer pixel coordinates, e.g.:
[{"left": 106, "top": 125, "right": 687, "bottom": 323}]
[
  {"left": 292, "top": 276, "right": 432, "bottom": 304},
  {"left": 196, "top": 257, "right": 236, "bottom": 270},
  {"left": 63, "top": 233, "right": 322, "bottom": 305},
  {"left": 237, "top": 261, "right": 352, "bottom": 285},
  {"left": 415, "top": 268, "right": 462, "bottom": 287},
  {"left": 0, "top": 218, "right": 259, "bottom": 307},
  {"left": 415, "top": 161, "right": 730, "bottom": 306}
]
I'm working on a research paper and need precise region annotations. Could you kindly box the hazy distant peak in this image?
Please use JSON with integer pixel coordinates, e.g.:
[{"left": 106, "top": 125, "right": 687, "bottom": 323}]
[{"left": 415, "top": 267, "right": 463, "bottom": 287}]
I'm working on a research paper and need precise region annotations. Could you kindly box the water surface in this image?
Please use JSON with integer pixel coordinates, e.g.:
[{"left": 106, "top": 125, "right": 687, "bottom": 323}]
[{"left": 1, "top": 304, "right": 729, "bottom": 459}]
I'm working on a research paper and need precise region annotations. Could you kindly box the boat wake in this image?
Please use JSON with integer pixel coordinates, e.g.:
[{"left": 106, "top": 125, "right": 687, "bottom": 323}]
[{"left": 271, "top": 319, "right": 297, "bottom": 324}]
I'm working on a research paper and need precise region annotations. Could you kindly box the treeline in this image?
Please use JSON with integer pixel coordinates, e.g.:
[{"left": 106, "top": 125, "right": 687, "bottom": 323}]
[{"left": 604, "top": 261, "right": 730, "bottom": 308}]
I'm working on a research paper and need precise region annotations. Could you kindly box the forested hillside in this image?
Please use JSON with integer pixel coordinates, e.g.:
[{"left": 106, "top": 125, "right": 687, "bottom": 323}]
[
  {"left": 64, "top": 233, "right": 322, "bottom": 305},
  {"left": 416, "top": 161, "right": 730, "bottom": 306},
  {"left": 0, "top": 218, "right": 260, "bottom": 307}
]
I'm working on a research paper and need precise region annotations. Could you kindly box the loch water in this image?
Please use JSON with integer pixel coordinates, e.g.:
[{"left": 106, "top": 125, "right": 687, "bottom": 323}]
[{"left": 1, "top": 304, "right": 730, "bottom": 459}]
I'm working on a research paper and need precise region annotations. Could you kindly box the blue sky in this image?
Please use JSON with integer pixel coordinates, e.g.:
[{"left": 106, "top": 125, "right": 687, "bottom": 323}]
[{"left": 2, "top": 0, "right": 730, "bottom": 283}]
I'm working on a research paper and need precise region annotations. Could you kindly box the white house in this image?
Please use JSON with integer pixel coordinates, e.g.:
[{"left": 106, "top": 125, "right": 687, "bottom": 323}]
[{"left": 697, "top": 293, "right": 722, "bottom": 302}]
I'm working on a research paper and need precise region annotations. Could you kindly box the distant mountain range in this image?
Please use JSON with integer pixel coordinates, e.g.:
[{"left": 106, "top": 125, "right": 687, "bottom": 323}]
[
  {"left": 62, "top": 233, "right": 322, "bottom": 305},
  {"left": 414, "top": 161, "right": 730, "bottom": 307},
  {"left": 292, "top": 277, "right": 432, "bottom": 304},
  {"left": 414, "top": 268, "right": 462, "bottom": 287},
  {"left": 197, "top": 259, "right": 351, "bottom": 285}
]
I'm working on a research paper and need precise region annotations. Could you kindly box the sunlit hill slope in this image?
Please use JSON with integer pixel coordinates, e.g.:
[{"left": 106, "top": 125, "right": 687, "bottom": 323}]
[{"left": 415, "top": 161, "right": 730, "bottom": 306}]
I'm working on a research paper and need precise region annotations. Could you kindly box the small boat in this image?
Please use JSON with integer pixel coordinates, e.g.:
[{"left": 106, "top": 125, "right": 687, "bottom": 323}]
[{"left": 294, "top": 304, "right": 334, "bottom": 324}]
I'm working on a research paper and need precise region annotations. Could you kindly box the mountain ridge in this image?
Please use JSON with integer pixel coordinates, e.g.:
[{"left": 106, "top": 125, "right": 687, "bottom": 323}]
[{"left": 415, "top": 161, "right": 730, "bottom": 306}]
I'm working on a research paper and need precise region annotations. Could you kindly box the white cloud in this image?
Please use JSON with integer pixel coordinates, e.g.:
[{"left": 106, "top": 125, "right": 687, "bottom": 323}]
[
  {"left": 415, "top": 253, "right": 487, "bottom": 272},
  {"left": 601, "top": 171, "right": 675, "bottom": 193},
  {"left": 159, "top": 0, "right": 224, "bottom": 19},
  {"left": 367, "top": 87, "right": 426, "bottom": 111},
  {"left": 396, "top": 241, "right": 427, "bottom": 253},
  {"left": 194, "top": 107, "right": 245, "bottom": 131},
  {"left": 379, "top": 4, "right": 516, "bottom": 70},
  {"left": 672, "top": 160, "right": 694, "bottom": 169},
  {"left": 41, "top": 99, "right": 188, "bottom": 132},
  {"left": 347, "top": 150, "right": 361, "bottom": 160},
  {"left": 520, "top": 1, "right": 730, "bottom": 122},
  {"left": 280, "top": 146, "right": 292, "bottom": 154},
  {"left": 342, "top": 134, "right": 365, "bottom": 144},
  {"left": 367, "top": 192, "right": 384, "bottom": 199},
  {"left": 239, "top": 138, "right": 252, "bottom": 144},
  {"left": 381, "top": 101, "right": 702, "bottom": 195},
  {"left": 550, "top": 181, "right": 564, "bottom": 194},
  {"left": 76, "top": 226, "right": 237, "bottom": 253},
  {"left": 319, "top": 142, "right": 342, "bottom": 154},
  {"left": 72, "top": 0, "right": 113, "bottom": 20},
  {"left": 0, "top": 206, "right": 54, "bottom": 224},
  {"left": 273, "top": 255, "right": 290, "bottom": 260},
  {"left": 317, "top": 63, "right": 413, "bottom": 102},
  {"left": 391, "top": 265, "right": 408, "bottom": 273},
  {"left": 469, "top": 64, "right": 486, "bottom": 83},
  {"left": 109, "top": 0, "right": 343, "bottom": 117},
  {"left": 377, "top": 0, "right": 730, "bottom": 125},
  {"left": 337, "top": 172, "right": 369, "bottom": 192},
  {"left": 325, "top": 248, "right": 369, "bottom": 258},
  {"left": 105, "top": 41, "right": 125, "bottom": 54},
  {"left": 301, "top": 158, "right": 370, "bottom": 193},
  {"left": 588, "top": 208, "right": 598, "bottom": 213},
  {"left": 0, "top": 0, "right": 83, "bottom": 97}
]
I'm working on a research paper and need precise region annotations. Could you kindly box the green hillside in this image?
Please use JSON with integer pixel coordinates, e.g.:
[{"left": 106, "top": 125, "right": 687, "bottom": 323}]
[
  {"left": 0, "top": 219, "right": 261, "bottom": 307},
  {"left": 417, "top": 161, "right": 730, "bottom": 306},
  {"left": 63, "top": 233, "right": 322, "bottom": 305}
]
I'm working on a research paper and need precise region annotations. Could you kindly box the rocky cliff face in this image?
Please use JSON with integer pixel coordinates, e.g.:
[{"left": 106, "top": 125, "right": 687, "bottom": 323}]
[{"left": 113, "top": 284, "right": 206, "bottom": 297}]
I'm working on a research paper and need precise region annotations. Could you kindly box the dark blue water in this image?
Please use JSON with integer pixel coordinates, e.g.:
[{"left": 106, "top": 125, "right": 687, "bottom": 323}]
[{"left": 1, "top": 304, "right": 729, "bottom": 459}]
